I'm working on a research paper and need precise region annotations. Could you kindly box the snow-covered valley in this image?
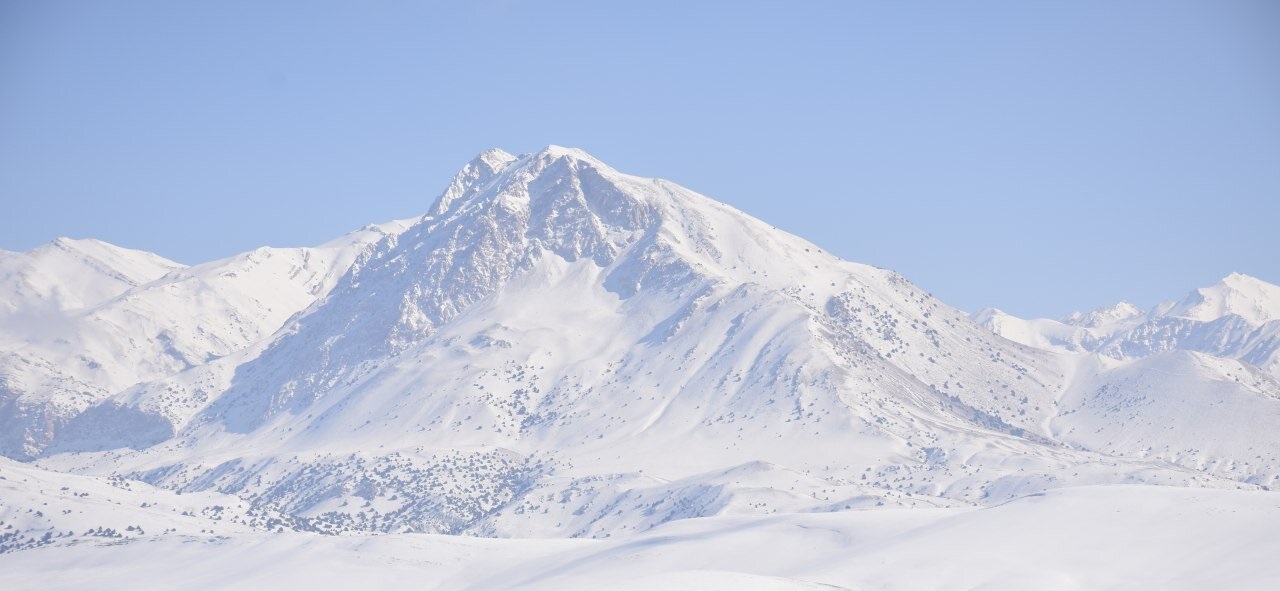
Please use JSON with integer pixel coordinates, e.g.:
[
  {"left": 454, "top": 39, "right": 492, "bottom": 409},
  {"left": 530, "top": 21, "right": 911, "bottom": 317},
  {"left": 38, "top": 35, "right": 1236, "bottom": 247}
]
[{"left": 3, "top": 146, "right": 1278, "bottom": 588}]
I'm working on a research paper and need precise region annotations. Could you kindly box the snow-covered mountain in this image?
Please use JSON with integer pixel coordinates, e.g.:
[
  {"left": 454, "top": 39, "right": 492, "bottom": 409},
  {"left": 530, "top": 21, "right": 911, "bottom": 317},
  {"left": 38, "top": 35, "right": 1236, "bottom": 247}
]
[
  {"left": 974, "top": 272, "right": 1280, "bottom": 378},
  {"left": 1162, "top": 272, "right": 1280, "bottom": 326},
  {"left": 4, "top": 147, "right": 1280, "bottom": 588},
  {"left": 0, "top": 221, "right": 413, "bottom": 460},
  {"left": 0, "top": 238, "right": 182, "bottom": 318}
]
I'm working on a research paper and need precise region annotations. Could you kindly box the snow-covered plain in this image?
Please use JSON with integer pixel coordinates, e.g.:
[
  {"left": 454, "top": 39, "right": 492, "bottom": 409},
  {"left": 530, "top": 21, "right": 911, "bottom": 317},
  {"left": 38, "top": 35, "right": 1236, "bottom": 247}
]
[
  {"left": 3, "top": 146, "right": 1279, "bottom": 588},
  {"left": 3, "top": 482, "right": 1277, "bottom": 590}
]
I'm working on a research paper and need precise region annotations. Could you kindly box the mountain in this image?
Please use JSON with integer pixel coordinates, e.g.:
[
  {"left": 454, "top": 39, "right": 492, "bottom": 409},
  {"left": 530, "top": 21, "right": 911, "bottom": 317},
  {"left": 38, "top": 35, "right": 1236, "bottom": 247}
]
[
  {"left": 974, "top": 273, "right": 1280, "bottom": 377},
  {"left": 7, "top": 146, "right": 1269, "bottom": 544},
  {"left": 0, "top": 220, "right": 414, "bottom": 460},
  {"left": 972, "top": 275, "right": 1280, "bottom": 484},
  {"left": 1062, "top": 300, "right": 1146, "bottom": 332},
  {"left": 5, "top": 146, "right": 1280, "bottom": 587},
  {"left": 1161, "top": 272, "right": 1280, "bottom": 326},
  {"left": 0, "top": 238, "right": 182, "bottom": 318}
]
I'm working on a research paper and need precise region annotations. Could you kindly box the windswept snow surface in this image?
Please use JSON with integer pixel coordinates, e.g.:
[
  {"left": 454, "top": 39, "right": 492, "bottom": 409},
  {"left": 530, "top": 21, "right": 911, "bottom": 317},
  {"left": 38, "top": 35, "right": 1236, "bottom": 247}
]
[
  {"left": 4, "top": 147, "right": 1279, "bottom": 588},
  {"left": 2, "top": 484, "right": 1276, "bottom": 590}
]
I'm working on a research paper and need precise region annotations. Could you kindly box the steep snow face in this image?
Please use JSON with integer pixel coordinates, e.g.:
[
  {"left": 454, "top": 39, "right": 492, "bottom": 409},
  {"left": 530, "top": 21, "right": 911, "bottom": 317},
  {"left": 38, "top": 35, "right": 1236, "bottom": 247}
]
[{"left": 0, "top": 221, "right": 414, "bottom": 460}]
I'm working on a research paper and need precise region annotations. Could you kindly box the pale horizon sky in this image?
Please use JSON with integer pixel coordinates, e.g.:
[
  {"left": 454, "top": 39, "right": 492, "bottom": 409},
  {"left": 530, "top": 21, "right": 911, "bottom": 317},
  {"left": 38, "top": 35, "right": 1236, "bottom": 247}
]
[{"left": 2, "top": 0, "right": 1277, "bottom": 318}]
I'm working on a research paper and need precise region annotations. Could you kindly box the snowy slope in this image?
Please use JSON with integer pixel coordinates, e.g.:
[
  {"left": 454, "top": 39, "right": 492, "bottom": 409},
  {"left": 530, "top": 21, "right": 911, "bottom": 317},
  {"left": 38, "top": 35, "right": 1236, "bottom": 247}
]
[
  {"left": 0, "top": 220, "right": 414, "bottom": 460},
  {"left": 0, "top": 456, "right": 284, "bottom": 554},
  {"left": 1052, "top": 351, "right": 1280, "bottom": 484},
  {"left": 0, "top": 238, "right": 182, "bottom": 319},
  {"left": 465, "top": 485, "right": 1280, "bottom": 591}
]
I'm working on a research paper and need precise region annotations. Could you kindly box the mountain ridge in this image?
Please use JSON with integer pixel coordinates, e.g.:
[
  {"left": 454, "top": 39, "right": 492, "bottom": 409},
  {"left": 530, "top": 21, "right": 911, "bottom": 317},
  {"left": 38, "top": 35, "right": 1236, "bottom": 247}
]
[
  {"left": 3, "top": 147, "right": 1278, "bottom": 543},
  {"left": 973, "top": 272, "right": 1280, "bottom": 378}
]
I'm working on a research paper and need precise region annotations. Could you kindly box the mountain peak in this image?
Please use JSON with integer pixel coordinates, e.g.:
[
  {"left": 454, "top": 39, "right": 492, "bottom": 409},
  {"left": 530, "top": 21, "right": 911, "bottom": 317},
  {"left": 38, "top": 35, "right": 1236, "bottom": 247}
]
[
  {"left": 473, "top": 147, "right": 517, "bottom": 170},
  {"left": 427, "top": 145, "right": 637, "bottom": 222},
  {"left": 969, "top": 307, "right": 1007, "bottom": 325},
  {"left": 1220, "top": 272, "right": 1272, "bottom": 290},
  {"left": 534, "top": 144, "right": 583, "bottom": 157},
  {"left": 31, "top": 236, "right": 180, "bottom": 270},
  {"left": 1162, "top": 273, "right": 1280, "bottom": 326},
  {"left": 1, "top": 236, "right": 183, "bottom": 315},
  {"left": 512, "top": 145, "right": 617, "bottom": 177},
  {"left": 427, "top": 149, "right": 519, "bottom": 218},
  {"left": 44, "top": 236, "right": 103, "bottom": 253},
  {"left": 1062, "top": 301, "right": 1145, "bottom": 330},
  {"left": 527, "top": 144, "right": 602, "bottom": 163}
]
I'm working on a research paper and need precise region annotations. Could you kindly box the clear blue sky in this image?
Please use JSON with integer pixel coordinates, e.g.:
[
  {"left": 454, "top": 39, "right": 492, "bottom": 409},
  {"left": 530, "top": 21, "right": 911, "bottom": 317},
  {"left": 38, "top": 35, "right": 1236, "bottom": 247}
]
[{"left": 2, "top": 1, "right": 1277, "bottom": 318}]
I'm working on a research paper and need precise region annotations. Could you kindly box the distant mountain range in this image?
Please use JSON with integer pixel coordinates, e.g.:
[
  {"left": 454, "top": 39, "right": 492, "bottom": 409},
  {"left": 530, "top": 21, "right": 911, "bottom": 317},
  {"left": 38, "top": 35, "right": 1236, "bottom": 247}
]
[{"left": 973, "top": 272, "right": 1280, "bottom": 376}]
